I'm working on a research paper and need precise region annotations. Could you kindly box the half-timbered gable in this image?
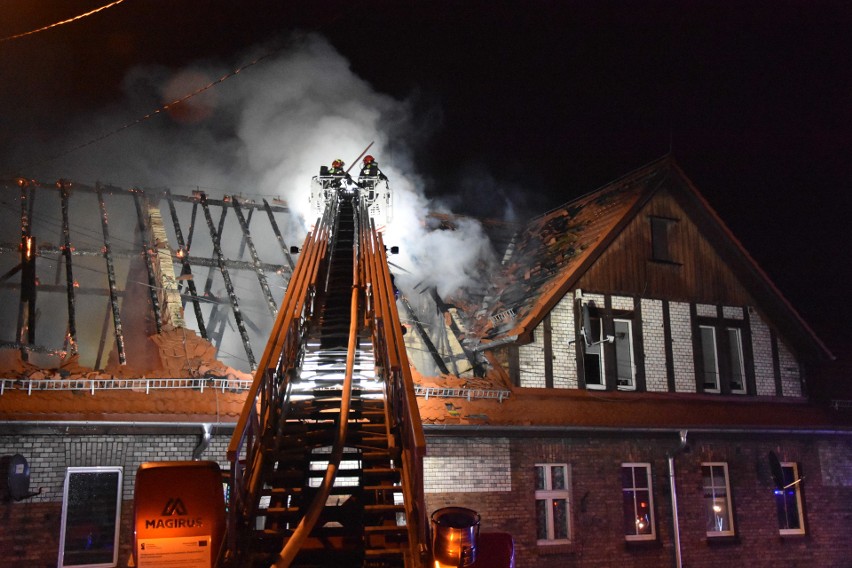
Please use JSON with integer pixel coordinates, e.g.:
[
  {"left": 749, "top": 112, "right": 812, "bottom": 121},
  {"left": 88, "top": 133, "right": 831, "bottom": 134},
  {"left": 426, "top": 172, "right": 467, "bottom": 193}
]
[{"left": 475, "top": 156, "right": 831, "bottom": 396}]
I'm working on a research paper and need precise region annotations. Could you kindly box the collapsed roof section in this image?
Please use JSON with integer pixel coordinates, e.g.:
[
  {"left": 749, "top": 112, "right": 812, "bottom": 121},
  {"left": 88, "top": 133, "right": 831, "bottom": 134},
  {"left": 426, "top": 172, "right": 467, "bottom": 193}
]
[{"left": 0, "top": 178, "right": 296, "bottom": 375}]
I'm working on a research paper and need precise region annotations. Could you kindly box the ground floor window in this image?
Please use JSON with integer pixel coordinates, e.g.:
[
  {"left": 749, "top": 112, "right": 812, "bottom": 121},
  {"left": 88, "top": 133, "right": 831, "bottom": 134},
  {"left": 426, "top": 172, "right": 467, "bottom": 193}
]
[
  {"left": 702, "top": 462, "right": 735, "bottom": 536},
  {"left": 535, "top": 464, "right": 571, "bottom": 544},
  {"left": 776, "top": 462, "right": 805, "bottom": 535},
  {"left": 622, "top": 463, "right": 655, "bottom": 540}
]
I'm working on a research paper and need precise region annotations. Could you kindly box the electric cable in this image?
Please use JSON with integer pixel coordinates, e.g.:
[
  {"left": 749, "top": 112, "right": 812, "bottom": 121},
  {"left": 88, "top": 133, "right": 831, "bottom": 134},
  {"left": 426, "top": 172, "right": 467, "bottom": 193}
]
[{"left": 0, "top": 0, "right": 128, "bottom": 43}]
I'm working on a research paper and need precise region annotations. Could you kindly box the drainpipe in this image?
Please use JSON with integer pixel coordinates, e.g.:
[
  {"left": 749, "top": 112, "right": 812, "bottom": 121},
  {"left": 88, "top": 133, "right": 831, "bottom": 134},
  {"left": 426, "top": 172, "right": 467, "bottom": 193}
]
[
  {"left": 192, "top": 423, "right": 213, "bottom": 460},
  {"left": 667, "top": 429, "right": 689, "bottom": 568}
]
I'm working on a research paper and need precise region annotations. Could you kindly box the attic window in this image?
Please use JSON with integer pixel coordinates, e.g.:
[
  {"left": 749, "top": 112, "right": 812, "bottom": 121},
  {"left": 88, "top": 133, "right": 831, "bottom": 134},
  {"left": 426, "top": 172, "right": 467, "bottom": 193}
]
[{"left": 650, "top": 216, "right": 677, "bottom": 262}]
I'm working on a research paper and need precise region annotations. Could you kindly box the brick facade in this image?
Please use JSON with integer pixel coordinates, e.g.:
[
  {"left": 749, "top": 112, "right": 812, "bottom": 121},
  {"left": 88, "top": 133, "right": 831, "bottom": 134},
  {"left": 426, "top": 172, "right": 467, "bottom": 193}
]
[
  {"left": 0, "top": 432, "right": 229, "bottom": 568},
  {"left": 424, "top": 432, "right": 852, "bottom": 568}
]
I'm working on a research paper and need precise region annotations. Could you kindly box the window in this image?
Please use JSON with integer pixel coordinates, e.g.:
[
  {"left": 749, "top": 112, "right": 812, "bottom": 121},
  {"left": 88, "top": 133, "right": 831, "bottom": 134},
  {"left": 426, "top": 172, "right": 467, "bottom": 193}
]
[
  {"left": 650, "top": 216, "right": 677, "bottom": 262},
  {"left": 699, "top": 324, "right": 747, "bottom": 394},
  {"left": 699, "top": 326, "right": 720, "bottom": 392},
  {"left": 775, "top": 463, "right": 805, "bottom": 535},
  {"left": 535, "top": 464, "right": 571, "bottom": 544},
  {"left": 622, "top": 463, "right": 655, "bottom": 540},
  {"left": 583, "top": 315, "right": 605, "bottom": 389},
  {"left": 726, "top": 328, "right": 746, "bottom": 393},
  {"left": 580, "top": 304, "right": 638, "bottom": 391},
  {"left": 614, "top": 319, "right": 636, "bottom": 389},
  {"left": 58, "top": 466, "right": 123, "bottom": 568},
  {"left": 702, "top": 463, "right": 735, "bottom": 536}
]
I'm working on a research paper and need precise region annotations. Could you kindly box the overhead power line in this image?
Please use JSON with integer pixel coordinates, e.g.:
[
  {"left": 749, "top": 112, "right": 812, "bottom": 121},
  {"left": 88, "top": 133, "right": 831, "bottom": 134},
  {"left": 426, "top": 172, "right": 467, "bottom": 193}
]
[{"left": 0, "top": 0, "right": 128, "bottom": 43}]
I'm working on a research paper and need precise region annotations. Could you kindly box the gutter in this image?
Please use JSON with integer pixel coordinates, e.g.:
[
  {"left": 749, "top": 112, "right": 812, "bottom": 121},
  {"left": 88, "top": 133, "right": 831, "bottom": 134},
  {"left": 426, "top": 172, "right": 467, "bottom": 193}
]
[
  {"left": 422, "top": 424, "right": 852, "bottom": 436},
  {"left": 0, "top": 420, "right": 236, "bottom": 436}
]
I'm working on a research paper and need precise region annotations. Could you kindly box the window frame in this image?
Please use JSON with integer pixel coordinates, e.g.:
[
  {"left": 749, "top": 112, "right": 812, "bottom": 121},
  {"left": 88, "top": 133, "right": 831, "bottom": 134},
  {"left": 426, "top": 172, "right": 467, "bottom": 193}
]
[
  {"left": 650, "top": 216, "right": 678, "bottom": 263},
  {"left": 699, "top": 325, "right": 721, "bottom": 392},
  {"left": 614, "top": 318, "right": 636, "bottom": 390},
  {"left": 701, "top": 462, "right": 735, "bottom": 537},
  {"left": 695, "top": 316, "right": 751, "bottom": 395},
  {"left": 622, "top": 462, "right": 656, "bottom": 541},
  {"left": 535, "top": 463, "right": 572, "bottom": 545},
  {"left": 776, "top": 462, "right": 806, "bottom": 535},
  {"left": 726, "top": 327, "right": 746, "bottom": 394},
  {"left": 583, "top": 314, "right": 606, "bottom": 390}
]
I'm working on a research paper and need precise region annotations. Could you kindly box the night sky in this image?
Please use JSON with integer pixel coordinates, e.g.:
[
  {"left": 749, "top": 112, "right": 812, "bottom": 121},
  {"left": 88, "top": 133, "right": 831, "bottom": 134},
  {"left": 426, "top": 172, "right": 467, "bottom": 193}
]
[{"left": 1, "top": 1, "right": 850, "bottom": 350}]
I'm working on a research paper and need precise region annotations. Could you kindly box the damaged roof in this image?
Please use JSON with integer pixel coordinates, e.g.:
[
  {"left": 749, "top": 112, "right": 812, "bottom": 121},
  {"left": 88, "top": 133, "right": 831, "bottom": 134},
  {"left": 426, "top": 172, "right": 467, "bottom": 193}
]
[{"left": 469, "top": 156, "right": 831, "bottom": 361}]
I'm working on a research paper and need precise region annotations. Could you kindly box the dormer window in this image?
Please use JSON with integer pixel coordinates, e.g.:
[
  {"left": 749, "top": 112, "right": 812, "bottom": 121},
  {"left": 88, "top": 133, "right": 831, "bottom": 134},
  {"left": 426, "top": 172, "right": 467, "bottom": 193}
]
[{"left": 650, "top": 216, "right": 678, "bottom": 262}]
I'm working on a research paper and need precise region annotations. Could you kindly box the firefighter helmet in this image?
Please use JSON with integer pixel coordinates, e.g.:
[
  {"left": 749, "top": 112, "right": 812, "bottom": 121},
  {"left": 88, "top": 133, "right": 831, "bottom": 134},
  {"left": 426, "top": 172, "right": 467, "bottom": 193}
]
[
  {"left": 363, "top": 155, "right": 375, "bottom": 165},
  {"left": 332, "top": 159, "right": 343, "bottom": 169}
]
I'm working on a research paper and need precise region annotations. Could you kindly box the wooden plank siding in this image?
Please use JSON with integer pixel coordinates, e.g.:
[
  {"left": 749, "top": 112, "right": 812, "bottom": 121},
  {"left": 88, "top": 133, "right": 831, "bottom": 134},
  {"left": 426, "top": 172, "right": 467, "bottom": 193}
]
[{"left": 575, "top": 187, "right": 758, "bottom": 308}]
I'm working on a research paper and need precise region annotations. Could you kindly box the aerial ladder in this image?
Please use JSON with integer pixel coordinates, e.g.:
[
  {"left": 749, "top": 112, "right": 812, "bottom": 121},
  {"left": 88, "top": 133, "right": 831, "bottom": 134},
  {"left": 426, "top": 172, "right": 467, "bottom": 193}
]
[{"left": 220, "top": 171, "right": 428, "bottom": 567}]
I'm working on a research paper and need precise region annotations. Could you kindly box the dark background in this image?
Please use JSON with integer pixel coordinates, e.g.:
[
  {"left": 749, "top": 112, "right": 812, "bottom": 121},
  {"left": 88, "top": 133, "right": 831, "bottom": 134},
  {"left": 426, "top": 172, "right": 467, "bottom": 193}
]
[{"left": 1, "top": 1, "right": 849, "bottom": 350}]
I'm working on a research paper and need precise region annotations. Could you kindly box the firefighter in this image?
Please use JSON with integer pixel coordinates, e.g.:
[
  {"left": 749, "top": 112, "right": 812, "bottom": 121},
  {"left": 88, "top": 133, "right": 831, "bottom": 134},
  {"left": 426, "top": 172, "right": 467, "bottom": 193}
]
[
  {"left": 359, "top": 155, "right": 387, "bottom": 181},
  {"left": 326, "top": 159, "right": 352, "bottom": 188}
]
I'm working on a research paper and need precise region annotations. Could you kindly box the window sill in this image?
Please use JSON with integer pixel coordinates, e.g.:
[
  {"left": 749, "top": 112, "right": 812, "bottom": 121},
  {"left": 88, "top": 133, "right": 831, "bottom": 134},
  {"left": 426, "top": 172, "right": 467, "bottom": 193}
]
[
  {"left": 624, "top": 538, "right": 661, "bottom": 550},
  {"left": 706, "top": 535, "right": 740, "bottom": 545},
  {"left": 536, "top": 543, "right": 576, "bottom": 555}
]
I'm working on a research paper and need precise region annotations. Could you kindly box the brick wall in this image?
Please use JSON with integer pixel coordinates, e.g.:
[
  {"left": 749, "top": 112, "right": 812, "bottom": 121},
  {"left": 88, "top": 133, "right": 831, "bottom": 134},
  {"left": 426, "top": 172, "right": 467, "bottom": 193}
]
[
  {"left": 550, "top": 295, "right": 577, "bottom": 389},
  {"left": 0, "top": 432, "right": 228, "bottom": 567},
  {"left": 424, "top": 437, "right": 511, "bottom": 493},
  {"left": 641, "top": 298, "right": 668, "bottom": 392},
  {"left": 669, "top": 301, "right": 697, "bottom": 393},
  {"left": 778, "top": 340, "right": 803, "bottom": 397},
  {"left": 750, "top": 310, "right": 776, "bottom": 396},
  {"left": 424, "top": 433, "right": 852, "bottom": 568}
]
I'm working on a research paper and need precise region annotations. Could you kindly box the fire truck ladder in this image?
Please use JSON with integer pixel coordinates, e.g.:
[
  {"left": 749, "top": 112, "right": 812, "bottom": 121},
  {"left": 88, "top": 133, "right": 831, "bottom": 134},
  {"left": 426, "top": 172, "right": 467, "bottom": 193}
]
[{"left": 223, "top": 190, "right": 428, "bottom": 567}]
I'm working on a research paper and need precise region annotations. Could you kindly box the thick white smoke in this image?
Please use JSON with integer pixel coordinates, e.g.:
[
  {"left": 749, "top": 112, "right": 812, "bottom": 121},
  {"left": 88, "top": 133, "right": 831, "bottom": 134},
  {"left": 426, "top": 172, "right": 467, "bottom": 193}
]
[{"left": 48, "top": 32, "right": 496, "bottom": 303}]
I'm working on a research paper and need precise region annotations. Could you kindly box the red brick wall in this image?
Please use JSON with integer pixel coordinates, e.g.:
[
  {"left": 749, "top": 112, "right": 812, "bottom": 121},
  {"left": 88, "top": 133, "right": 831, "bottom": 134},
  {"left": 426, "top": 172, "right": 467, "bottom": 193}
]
[
  {"left": 424, "top": 434, "right": 852, "bottom": 568},
  {"left": 0, "top": 500, "right": 135, "bottom": 568}
]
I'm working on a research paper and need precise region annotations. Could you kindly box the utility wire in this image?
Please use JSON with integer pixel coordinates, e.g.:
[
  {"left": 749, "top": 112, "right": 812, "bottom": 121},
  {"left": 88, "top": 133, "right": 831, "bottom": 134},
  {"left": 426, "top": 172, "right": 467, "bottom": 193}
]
[
  {"left": 31, "top": 49, "right": 279, "bottom": 170},
  {"left": 0, "top": 0, "right": 128, "bottom": 43}
]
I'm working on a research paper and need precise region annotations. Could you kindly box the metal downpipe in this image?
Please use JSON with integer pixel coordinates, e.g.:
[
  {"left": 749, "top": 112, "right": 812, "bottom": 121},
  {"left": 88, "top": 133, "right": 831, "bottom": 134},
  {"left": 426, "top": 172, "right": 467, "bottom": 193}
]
[{"left": 667, "top": 430, "right": 688, "bottom": 568}]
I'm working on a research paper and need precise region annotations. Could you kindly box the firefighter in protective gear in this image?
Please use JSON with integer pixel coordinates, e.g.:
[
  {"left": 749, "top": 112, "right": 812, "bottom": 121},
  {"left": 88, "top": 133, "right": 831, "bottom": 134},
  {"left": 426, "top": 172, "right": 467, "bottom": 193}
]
[
  {"left": 325, "top": 159, "right": 352, "bottom": 188},
  {"left": 359, "top": 155, "right": 387, "bottom": 181}
]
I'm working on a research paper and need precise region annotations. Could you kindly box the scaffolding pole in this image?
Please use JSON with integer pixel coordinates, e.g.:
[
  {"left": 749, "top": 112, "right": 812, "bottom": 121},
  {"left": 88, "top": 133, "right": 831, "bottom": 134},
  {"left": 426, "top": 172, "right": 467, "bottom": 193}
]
[
  {"left": 164, "top": 188, "right": 207, "bottom": 338},
  {"left": 96, "top": 184, "right": 127, "bottom": 365},
  {"left": 199, "top": 193, "right": 256, "bottom": 370},
  {"left": 232, "top": 197, "right": 277, "bottom": 317},
  {"left": 132, "top": 190, "right": 162, "bottom": 334},
  {"left": 262, "top": 198, "right": 295, "bottom": 270},
  {"left": 59, "top": 181, "right": 78, "bottom": 354}
]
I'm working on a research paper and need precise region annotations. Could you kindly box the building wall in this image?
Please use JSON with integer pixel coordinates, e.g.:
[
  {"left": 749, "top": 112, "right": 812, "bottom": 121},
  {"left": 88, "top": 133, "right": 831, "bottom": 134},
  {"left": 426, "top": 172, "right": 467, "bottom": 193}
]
[
  {"left": 2, "top": 429, "right": 850, "bottom": 567},
  {"left": 0, "top": 432, "right": 228, "bottom": 568},
  {"left": 516, "top": 289, "right": 803, "bottom": 398},
  {"left": 423, "top": 433, "right": 852, "bottom": 568}
]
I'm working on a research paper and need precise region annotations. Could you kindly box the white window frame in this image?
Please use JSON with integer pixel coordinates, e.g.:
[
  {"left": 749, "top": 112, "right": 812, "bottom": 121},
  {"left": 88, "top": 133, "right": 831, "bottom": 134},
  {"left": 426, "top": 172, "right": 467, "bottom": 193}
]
[
  {"left": 584, "top": 316, "right": 606, "bottom": 390},
  {"left": 614, "top": 318, "right": 636, "bottom": 390},
  {"left": 702, "top": 462, "right": 735, "bottom": 537},
  {"left": 58, "top": 466, "right": 123, "bottom": 568},
  {"left": 726, "top": 327, "right": 746, "bottom": 394},
  {"left": 622, "top": 462, "right": 655, "bottom": 541},
  {"left": 776, "top": 462, "right": 806, "bottom": 535},
  {"left": 699, "top": 325, "right": 721, "bottom": 392},
  {"left": 535, "top": 463, "right": 571, "bottom": 545}
]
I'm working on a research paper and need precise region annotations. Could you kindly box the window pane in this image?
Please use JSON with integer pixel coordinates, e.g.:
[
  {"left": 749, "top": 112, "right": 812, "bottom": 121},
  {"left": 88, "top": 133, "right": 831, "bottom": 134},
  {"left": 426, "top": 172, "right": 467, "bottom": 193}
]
[
  {"left": 700, "top": 326, "right": 719, "bottom": 390},
  {"left": 623, "top": 465, "right": 654, "bottom": 539},
  {"left": 727, "top": 328, "right": 745, "bottom": 391},
  {"left": 633, "top": 466, "right": 648, "bottom": 488},
  {"left": 635, "top": 490, "right": 652, "bottom": 534},
  {"left": 615, "top": 320, "right": 634, "bottom": 386},
  {"left": 535, "top": 466, "right": 545, "bottom": 491},
  {"left": 584, "top": 317, "right": 604, "bottom": 386},
  {"left": 536, "top": 499, "right": 548, "bottom": 539},
  {"left": 623, "top": 490, "right": 638, "bottom": 535},
  {"left": 551, "top": 465, "right": 565, "bottom": 490},
  {"left": 776, "top": 465, "right": 802, "bottom": 531},
  {"left": 552, "top": 499, "right": 569, "bottom": 539},
  {"left": 702, "top": 464, "right": 733, "bottom": 535}
]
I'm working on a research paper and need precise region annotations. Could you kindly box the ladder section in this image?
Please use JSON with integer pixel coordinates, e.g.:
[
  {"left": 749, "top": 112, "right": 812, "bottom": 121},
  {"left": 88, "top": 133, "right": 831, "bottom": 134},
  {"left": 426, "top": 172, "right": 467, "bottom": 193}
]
[{"left": 224, "top": 190, "right": 426, "bottom": 567}]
